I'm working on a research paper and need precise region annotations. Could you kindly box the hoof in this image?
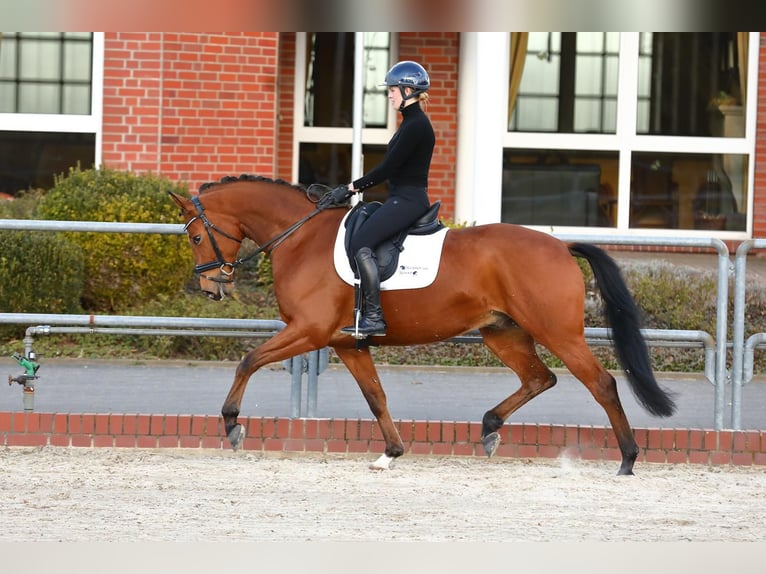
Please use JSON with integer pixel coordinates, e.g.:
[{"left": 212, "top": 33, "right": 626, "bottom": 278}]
[
  {"left": 481, "top": 432, "right": 501, "bottom": 458},
  {"left": 369, "top": 453, "right": 395, "bottom": 471},
  {"left": 227, "top": 424, "right": 246, "bottom": 451}
]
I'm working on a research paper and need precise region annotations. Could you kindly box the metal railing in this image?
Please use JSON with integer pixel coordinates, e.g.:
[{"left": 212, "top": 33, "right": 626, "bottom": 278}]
[
  {"left": 0, "top": 312, "right": 327, "bottom": 417},
  {"left": 731, "top": 239, "right": 766, "bottom": 429},
  {"left": 0, "top": 219, "right": 739, "bottom": 426}
]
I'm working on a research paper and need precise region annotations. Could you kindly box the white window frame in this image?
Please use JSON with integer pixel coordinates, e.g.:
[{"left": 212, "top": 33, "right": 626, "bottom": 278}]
[
  {"left": 0, "top": 32, "right": 104, "bottom": 167},
  {"left": 291, "top": 32, "right": 397, "bottom": 183},
  {"left": 502, "top": 32, "right": 759, "bottom": 239}
]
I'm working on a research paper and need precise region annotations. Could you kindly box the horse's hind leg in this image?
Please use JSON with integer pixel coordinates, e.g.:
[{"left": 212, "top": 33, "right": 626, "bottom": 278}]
[
  {"left": 479, "top": 326, "right": 558, "bottom": 457},
  {"left": 334, "top": 346, "right": 404, "bottom": 470},
  {"left": 555, "top": 341, "right": 639, "bottom": 475}
]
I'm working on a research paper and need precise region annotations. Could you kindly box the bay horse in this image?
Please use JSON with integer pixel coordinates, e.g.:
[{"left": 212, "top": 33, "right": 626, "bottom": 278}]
[{"left": 169, "top": 174, "right": 676, "bottom": 475}]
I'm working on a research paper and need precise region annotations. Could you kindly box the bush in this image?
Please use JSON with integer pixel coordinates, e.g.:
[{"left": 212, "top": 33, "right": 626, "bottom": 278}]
[
  {"left": 37, "top": 166, "right": 193, "bottom": 312},
  {"left": 0, "top": 188, "right": 45, "bottom": 219},
  {"left": 0, "top": 231, "right": 84, "bottom": 340}
]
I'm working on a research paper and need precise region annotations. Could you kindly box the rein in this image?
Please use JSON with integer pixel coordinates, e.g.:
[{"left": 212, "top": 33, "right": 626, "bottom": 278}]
[{"left": 187, "top": 194, "right": 324, "bottom": 283}]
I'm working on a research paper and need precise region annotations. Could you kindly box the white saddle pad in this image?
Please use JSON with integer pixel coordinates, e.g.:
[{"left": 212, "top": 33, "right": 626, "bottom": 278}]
[{"left": 333, "top": 210, "right": 449, "bottom": 291}]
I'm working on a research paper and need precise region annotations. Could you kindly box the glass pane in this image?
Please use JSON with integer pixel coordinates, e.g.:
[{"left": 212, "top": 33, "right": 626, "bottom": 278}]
[
  {"left": 502, "top": 149, "right": 619, "bottom": 228},
  {"left": 362, "top": 32, "right": 389, "bottom": 128},
  {"left": 64, "top": 41, "right": 92, "bottom": 81},
  {"left": 574, "top": 99, "right": 602, "bottom": 132},
  {"left": 63, "top": 84, "right": 90, "bottom": 115},
  {"left": 518, "top": 53, "right": 560, "bottom": 95},
  {"left": 575, "top": 56, "right": 602, "bottom": 96},
  {"left": 576, "top": 32, "right": 603, "bottom": 52},
  {"left": 0, "top": 83, "right": 15, "bottom": 112},
  {"left": 304, "top": 33, "right": 355, "bottom": 127},
  {"left": 630, "top": 152, "right": 747, "bottom": 231},
  {"left": 636, "top": 33, "right": 746, "bottom": 137},
  {"left": 19, "top": 83, "right": 59, "bottom": 113},
  {"left": 604, "top": 56, "right": 619, "bottom": 96},
  {"left": 0, "top": 131, "right": 95, "bottom": 195},
  {"left": 19, "top": 40, "right": 61, "bottom": 80},
  {"left": 515, "top": 97, "right": 558, "bottom": 131},
  {"left": 0, "top": 37, "right": 17, "bottom": 76},
  {"left": 605, "top": 32, "right": 620, "bottom": 52}
]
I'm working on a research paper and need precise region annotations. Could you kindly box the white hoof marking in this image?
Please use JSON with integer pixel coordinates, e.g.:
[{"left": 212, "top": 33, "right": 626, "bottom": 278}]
[{"left": 369, "top": 454, "right": 394, "bottom": 471}]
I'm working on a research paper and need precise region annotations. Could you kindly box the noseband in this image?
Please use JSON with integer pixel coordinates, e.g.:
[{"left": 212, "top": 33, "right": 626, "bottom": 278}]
[{"left": 186, "top": 194, "right": 324, "bottom": 283}]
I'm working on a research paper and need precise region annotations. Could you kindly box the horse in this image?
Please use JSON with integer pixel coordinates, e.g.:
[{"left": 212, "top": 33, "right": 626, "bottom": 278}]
[{"left": 169, "top": 174, "right": 676, "bottom": 476}]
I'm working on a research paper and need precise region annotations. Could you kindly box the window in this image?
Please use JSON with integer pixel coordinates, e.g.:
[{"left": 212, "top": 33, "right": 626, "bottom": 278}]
[
  {"left": 509, "top": 32, "right": 619, "bottom": 134},
  {"left": 0, "top": 32, "right": 93, "bottom": 115},
  {"left": 296, "top": 33, "right": 394, "bottom": 190},
  {"left": 503, "top": 32, "right": 756, "bottom": 236},
  {"left": 0, "top": 32, "right": 101, "bottom": 196}
]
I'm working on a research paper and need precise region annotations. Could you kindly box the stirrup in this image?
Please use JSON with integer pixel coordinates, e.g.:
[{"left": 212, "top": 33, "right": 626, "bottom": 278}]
[{"left": 340, "top": 317, "right": 387, "bottom": 338}]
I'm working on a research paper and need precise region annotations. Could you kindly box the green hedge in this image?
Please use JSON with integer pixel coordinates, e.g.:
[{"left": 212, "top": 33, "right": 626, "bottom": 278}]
[
  {"left": 37, "top": 167, "right": 193, "bottom": 312},
  {"left": 0, "top": 231, "right": 84, "bottom": 339}
]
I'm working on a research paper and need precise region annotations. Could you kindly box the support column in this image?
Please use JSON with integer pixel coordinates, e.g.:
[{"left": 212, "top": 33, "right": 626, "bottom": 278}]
[{"left": 455, "top": 33, "right": 510, "bottom": 225}]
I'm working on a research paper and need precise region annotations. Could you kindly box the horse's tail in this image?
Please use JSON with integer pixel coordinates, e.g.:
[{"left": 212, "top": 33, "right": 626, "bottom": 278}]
[{"left": 568, "top": 242, "right": 676, "bottom": 417}]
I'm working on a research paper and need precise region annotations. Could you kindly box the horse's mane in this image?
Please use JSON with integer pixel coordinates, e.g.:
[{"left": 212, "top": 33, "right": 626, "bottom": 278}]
[{"left": 198, "top": 174, "right": 306, "bottom": 194}]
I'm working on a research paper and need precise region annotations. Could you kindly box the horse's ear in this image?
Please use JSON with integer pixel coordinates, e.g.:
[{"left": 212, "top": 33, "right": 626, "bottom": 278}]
[{"left": 168, "top": 191, "right": 190, "bottom": 212}]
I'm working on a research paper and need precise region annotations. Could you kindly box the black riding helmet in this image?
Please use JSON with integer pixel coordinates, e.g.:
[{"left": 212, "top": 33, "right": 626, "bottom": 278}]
[{"left": 381, "top": 61, "right": 430, "bottom": 110}]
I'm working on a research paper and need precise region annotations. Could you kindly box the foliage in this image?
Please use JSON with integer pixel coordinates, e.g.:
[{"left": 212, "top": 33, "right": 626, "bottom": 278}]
[
  {"left": 0, "top": 231, "right": 84, "bottom": 340},
  {"left": 36, "top": 166, "right": 193, "bottom": 312},
  {"left": 0, "top": 188, "right": 45, "bottom": 219}
]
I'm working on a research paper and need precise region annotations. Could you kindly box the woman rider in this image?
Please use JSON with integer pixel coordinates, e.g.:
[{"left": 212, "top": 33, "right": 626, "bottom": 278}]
[{"left": 334, "top": 60, "right": 436, "bottom": 338}]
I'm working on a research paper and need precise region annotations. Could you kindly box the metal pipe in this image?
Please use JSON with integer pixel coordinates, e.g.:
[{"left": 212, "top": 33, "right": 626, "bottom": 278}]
[
  {"left": 730, "top": 239, "right": 766, "bottom": 429},
  {"left": 0, "top": 313, "right": 286, "bottom": 331},
  {"left": 0, "top": 219, "right": 184, "bottom": 234}
]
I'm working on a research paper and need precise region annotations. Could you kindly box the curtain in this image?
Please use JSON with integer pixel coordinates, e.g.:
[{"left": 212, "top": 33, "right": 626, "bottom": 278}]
[
  {"left": 737, "top": 32, "right": 748, "bottom": 107},
  {"left": 508, "top": 32, "right": 528, "bottom": 124}
]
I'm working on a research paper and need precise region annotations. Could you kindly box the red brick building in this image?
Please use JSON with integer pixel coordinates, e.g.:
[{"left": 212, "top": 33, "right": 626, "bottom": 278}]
[{"left": 1, "top": 32, "right": 763, "bottom": 247}]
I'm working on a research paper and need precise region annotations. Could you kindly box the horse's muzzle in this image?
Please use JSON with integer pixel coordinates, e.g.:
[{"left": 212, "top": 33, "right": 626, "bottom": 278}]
[{"left": 200, "top": 274, "right": 235, "bottom": 300}]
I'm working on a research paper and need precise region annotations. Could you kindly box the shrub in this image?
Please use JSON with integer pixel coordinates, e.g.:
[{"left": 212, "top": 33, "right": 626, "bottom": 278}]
[
  {"left": 0, "top": 231, "right": 84, "bottom": 340},
  {"left": 37, "top": 166, "right": 193, "bottom": 312},
  {"left": 0, "top": 188, "right": 45, "bottom": 219}
]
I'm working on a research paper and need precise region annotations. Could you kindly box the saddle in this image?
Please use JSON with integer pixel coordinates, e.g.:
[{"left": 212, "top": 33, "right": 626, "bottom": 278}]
[{"left": 344, "top": 200, "right": 444, "bottom": 281}]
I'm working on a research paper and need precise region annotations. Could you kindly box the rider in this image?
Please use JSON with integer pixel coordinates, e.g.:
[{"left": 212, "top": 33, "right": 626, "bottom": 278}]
[{"left": 336, "top": 60, "right": 435, "bottom": 337}]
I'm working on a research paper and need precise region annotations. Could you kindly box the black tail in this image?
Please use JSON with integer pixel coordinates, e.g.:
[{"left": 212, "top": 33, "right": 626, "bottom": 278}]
[{"left": 569, "top": 243, "right": 676, "bottom": 417}]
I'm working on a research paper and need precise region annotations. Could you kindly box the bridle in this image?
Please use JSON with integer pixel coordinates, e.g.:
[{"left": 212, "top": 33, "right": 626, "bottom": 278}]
[{"left": 185, "top": 195, "right": 323, "bottom": 284}]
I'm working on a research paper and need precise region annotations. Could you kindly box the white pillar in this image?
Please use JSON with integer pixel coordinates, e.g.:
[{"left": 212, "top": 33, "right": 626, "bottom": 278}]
[{"left": 455, "top": 32, "right": 509, "bottom": 225}]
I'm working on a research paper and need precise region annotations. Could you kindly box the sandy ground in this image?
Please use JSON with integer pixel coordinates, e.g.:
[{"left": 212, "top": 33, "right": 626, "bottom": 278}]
[{"left": 1, "top": 445, "right": 765, "bottom": 543}]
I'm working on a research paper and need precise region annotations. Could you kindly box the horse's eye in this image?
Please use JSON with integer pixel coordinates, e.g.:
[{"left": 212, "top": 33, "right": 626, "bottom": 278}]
[{"left": 192, "top": 235, "right": 202, "bottom": 246}]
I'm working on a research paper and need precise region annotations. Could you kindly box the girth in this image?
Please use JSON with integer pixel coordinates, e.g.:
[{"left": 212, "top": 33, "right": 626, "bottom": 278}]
[{"left": 344, "top": 200, "right": 443, "bottom": 281}]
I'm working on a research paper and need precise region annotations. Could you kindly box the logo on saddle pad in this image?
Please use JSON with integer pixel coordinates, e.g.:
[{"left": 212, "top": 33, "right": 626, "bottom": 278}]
[{"left": 333, "top": 202, "right": 449, "bottom": 291}]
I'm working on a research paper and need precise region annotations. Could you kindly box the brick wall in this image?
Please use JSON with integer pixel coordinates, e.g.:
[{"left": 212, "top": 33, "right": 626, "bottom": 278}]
[
  {"left": 2, "top": 411, "right": 764, "bottom": 466},
  {"left": 102, "top": 32, "right": 279, "bottom": 193}
]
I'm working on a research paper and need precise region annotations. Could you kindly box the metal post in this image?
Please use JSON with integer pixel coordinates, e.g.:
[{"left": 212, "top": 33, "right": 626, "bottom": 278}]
[
  {"left": 307, "top": 350, "right": 319, "bottom": 418},
  {"left": 289, "top": 355, "right": 304, "bottom": 418}
]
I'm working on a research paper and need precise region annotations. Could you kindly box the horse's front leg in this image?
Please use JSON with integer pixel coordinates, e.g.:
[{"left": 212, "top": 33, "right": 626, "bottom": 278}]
[
  {"left": 222, "top": 327, "right": 317, "bottom": 450},
  {"left": 334, "top": 346, "right": 404, "bottom": 470}
]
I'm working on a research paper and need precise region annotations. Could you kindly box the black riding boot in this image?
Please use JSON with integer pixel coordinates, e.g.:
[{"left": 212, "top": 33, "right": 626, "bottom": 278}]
[{"left": 341, "top": 247, "right": 387, "bottom": 337}]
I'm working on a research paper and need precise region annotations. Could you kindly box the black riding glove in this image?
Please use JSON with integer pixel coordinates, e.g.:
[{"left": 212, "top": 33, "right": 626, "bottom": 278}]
[{"left": 318, "top": 185, "right": 353, "bottom": 209}]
